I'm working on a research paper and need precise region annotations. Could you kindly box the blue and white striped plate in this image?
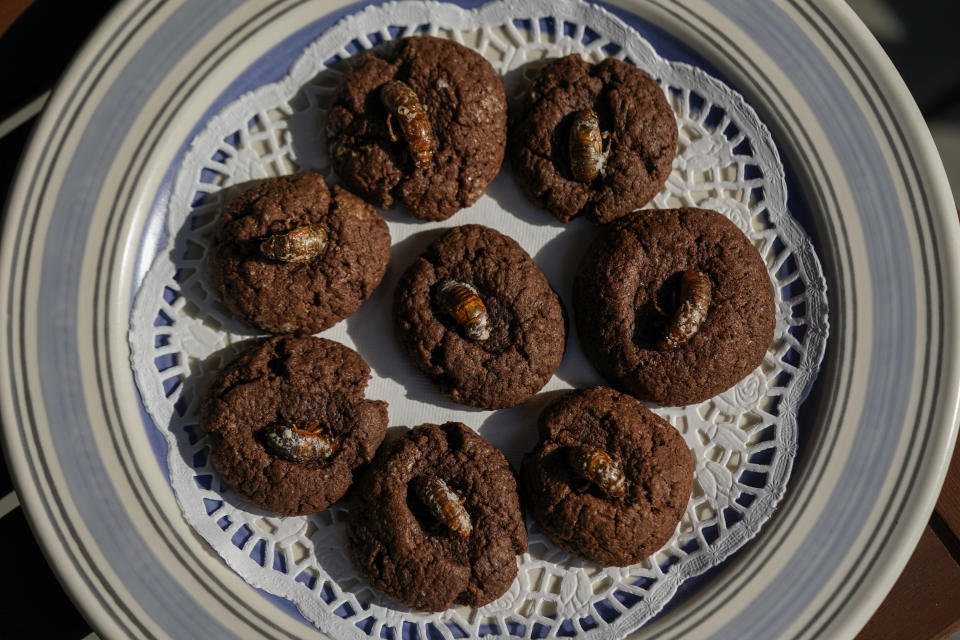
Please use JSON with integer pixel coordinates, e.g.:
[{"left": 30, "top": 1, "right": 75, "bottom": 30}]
[{"left": 1, "top": 1, "right": 958, "bottom": 638}]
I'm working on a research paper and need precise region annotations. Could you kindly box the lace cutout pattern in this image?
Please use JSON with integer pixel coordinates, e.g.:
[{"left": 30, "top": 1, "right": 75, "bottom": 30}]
[{"left": 129, "top": 1, "right": 828, "bottom": 637}]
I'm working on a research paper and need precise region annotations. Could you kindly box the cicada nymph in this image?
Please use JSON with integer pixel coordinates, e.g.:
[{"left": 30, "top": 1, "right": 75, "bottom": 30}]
[
  {"left": 381, "top": 80, "right": 436, "bottom": 170},
  {"left": 568, "top": 108, "right": 605, "bottom": 183},
  {"left": 263, "top": 420, "right": 339, "bottom": 463},
  {"left": 435, "top": 279, "right": 491, "bottom": 342},
  {"left": 568, "top": 445, "right": 627, "bottom": 498},
  {"left": 414, "top": 476, "right": 473, "bottom": 539},
  {"left": 260, "top": 223, "right": 328, "bottom": 263},
  {"left": 658, "top": 270, "right": 712, "bottom": 351}
]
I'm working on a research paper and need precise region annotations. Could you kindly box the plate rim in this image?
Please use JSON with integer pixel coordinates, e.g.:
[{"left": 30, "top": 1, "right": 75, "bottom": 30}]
[{"left": 1, "top": 0, "right": 958, "bottom": 638}]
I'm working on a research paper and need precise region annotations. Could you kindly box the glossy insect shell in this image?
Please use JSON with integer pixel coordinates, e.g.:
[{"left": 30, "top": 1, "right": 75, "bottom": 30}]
[
  {"left": 658, "top": 270, "right": 712, "bottom": 350},
  {"left": 568, "top": 445, "right": 627, "bottom": 498},
  {"left": 415, "top": 476, "right": 472, "bottom": 539},
  {"left": 436, "top": 280, "right": 491, "bottom": 342},
  {"left": 263, "top": 421, "right": 339, "bottom": 464},
  {"left": 260, "top": 223, "right": 328, "bottom": 263},
  {"left": 380, "top": 80, "right": 436, "bottom": 170},
  {"left": 568, "top": 108, "right": 604, "bottom": 183}
]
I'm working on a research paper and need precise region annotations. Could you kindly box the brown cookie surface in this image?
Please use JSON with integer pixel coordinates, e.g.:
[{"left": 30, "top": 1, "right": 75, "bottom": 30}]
[
  {"left": 325, "top": 35, "right": 507, "bottom": 221},
  {"left": 348, "top": 422, "right": 527, "bottom": 611},
  {"left": 510, "top": 54, "right": 677, "bottom": 224},
  {"left": 198, "top": 335, "right": 388, "bottom": 515},
  {"left": 209, "top": 172, "right": 390, "bottom": 334},
  {"left": 521, "top": 387, "right": 693, "bottom": 566},
  {"left": 393, "top": 225, "right": 566, "bottom": 409},
  {"left": 574, "top": 208, "right": 776, "bottom": 406}
]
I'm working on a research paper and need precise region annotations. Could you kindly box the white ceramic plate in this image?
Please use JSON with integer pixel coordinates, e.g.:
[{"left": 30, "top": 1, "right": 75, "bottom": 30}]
[{"left": 2, "top": 1, "right": 958, "bottom": 639}]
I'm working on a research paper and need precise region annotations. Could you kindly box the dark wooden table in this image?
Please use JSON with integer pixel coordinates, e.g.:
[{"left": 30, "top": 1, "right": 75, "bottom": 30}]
[
  {"left": 854, "top": 450, "right": 960, "bottom": 640},
  {"left": 0, "top": 1, "right": 958, "bottom": 638}
]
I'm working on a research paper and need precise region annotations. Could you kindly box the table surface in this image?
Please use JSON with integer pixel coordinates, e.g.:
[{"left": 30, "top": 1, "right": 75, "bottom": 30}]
[{"left": 0, "top": 1, "right": 958, "bottom": 638}]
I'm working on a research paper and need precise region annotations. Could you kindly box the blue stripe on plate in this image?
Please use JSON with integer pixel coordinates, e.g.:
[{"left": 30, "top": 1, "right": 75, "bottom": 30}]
[
  {"left": 701, "top": 1, "right": 915, "bottom": 637},
  {"left": 35, "top": 1, "right": 246, "bottom": 636}
]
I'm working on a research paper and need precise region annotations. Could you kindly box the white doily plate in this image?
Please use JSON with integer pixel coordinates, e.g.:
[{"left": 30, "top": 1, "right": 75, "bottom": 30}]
[
  {"left": 3, "top": 1, "right": 958, "bottom": 640},
  {"left": 130, "top": 1, "right": 826, "bottom": 637}
]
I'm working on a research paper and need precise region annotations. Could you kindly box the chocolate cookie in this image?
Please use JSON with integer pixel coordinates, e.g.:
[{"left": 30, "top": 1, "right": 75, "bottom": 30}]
[
  {"left": 198, "top": 335, "right": 388, "bottom": 515},
  {"left": 510, "top": 54, "right": 677, "bottom": 224},
  {"left": 393, "top": 225, "right": 566, "bottom": 409},
  {"left": 209, "top": 172, "right": 390, "bottom": 334},
  {"left": 348, "top": 422, "right": 527, "bottom": 611},
  {"left": 521, "top": 387, "right": 693, "bottom": 566},
  {"left": 575, "top": 208, "right": 776, "bottom": 405},
  {"left": 325, "top": 35, "right": 507, "bottom": 221}
]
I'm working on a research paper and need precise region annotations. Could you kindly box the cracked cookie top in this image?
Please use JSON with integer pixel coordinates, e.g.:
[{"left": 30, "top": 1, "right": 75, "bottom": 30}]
[
  {"left": 392, "top": 224, "right": 566, "bottom": 409},
  {"left": 209, "top": 172, "right": 391, "bottom": 334},
  {"left": 348, "top": 422, "right": 527, "bottom": 611},
  {"left": 325, "top": 35, "right": 507, "bottom": 221},
  {"left": 510, "top": 54, "right": 678, "bottom": 224},
  {"left": 574, "top": 208, "right": 776, "bottom": 405},
  {"left": 198, "top": 335, "right": 388, "bottom": 515},
  {"left": 521, "top": 387, "right": 693, "bottom": 566}
]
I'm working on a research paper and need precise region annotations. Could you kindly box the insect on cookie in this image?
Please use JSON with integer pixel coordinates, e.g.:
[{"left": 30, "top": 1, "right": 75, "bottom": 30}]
[
  {"left": 208, "top": 172, "right": 390, "bottom": 334},
  {"left": 198, "top": 335, "right": 388, "bottom": 516},
  {"left": 521, "top": 387, "right": 694, "bottom": 566},
  {"left": 574, "top": 208, "right": 776, "bottom": 406},
  {"left": 393, "top": 224, "right": 566, "bottom": 409},
  {"left": 325, "top": 35, "right": 507, "bottom": 221},
  {"left": 348, "top": 422, "right": 527, "bottom": 611},
  {"left": 510, "top": 54, "right": 678, "bottom": 224}
]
